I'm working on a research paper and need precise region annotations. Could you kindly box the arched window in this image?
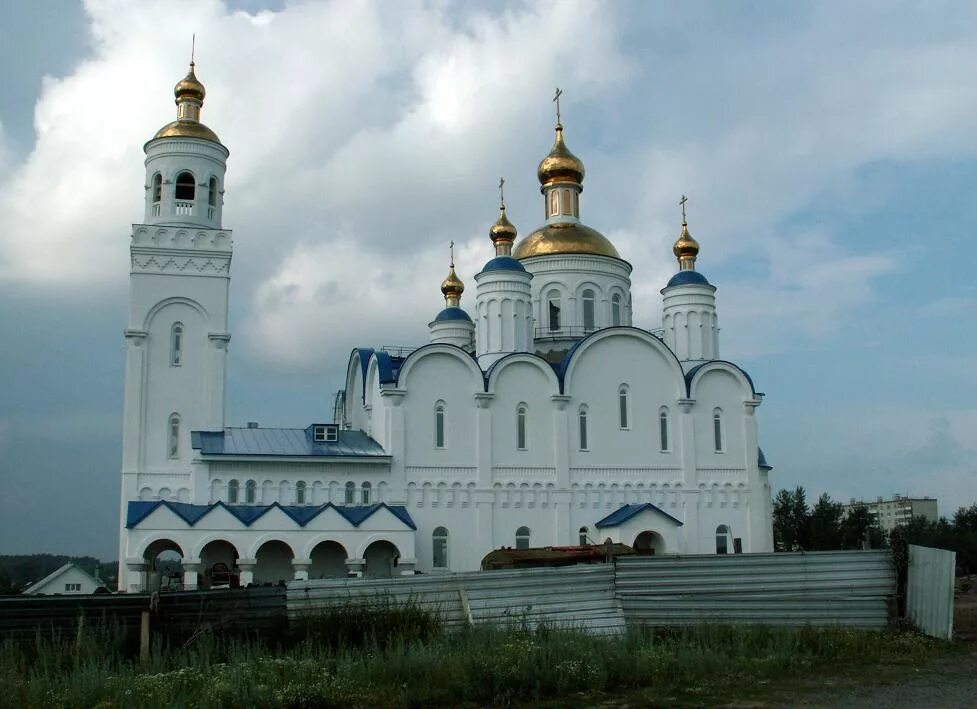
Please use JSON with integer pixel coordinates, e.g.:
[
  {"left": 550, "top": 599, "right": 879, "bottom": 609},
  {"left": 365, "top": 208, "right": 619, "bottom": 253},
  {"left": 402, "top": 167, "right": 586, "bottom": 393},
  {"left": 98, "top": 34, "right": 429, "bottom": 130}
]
[
  {"left": 208, "top": 177, "right": 218, "bottom": 219},
  {"left": 716, "top": 525, "right": 731, "bottom": 554},
  {"left": 618, "top": 384, "right": 630, "bottom": 429},
  {"left": 713, "top": 408, "right": 724, "bottom": 452},
  {"left": 516, "top": 526, "right": 531, "bottom": 550},
  {"left": 228, "top": 479, "right": 240, "bottom": 504},
  {"left": 170, "top": 323, "right": 183, "bottom": 366},
  {"left": 561, "top": 188, "right": 572, "bottom": 215},
  {"left": 582, "top": 289, "right": 596, "bottom": 331},
  {"left": 434, "top": 401, "right": 446, "bottom": 449},
  {"left": 151, "top": 173, "right": 162, "bottom": 215},
  {"left": 516, "top": 404, "right": 527, "bottom": 450},
  {"left": 659, "top": 407, "right": 670, "bottom": 452},
  {"left": 361, "top": 481, "right": 372, "bottom": 505},
  {"left": 578, "top": 406, "right": 589, "bottom": 451},
  {"left": 245, "top": 479, "right": 256, "bottom": 504},
  {"left": 549, "top": 190, "right": 559, "bottom": 217},
  {"left": 167, "top": 414, "right": 180, "bottom": 459},
  {"left": 296, "top": 480, "right": 307, "bottom": 505},
  {"left": 579, "top": 526, "right": 589, "bottom": 546},
  {"left": 547, "top": 289, "right": 561, "bottom": 331},
  {"left": 345, "top": 481, "right": 356, "bottom": 505},
  {"left": 611, "top": 294, "right": 622, "bottom": 326},
  {"left": 433, "top": 526, "right": 449, "bottom": 568},
  {"left": 174, "top": 171, "right": 195, "bottom": 202},
  {"left": 572, "top": 191, "right": 579, "bottom": 217}
]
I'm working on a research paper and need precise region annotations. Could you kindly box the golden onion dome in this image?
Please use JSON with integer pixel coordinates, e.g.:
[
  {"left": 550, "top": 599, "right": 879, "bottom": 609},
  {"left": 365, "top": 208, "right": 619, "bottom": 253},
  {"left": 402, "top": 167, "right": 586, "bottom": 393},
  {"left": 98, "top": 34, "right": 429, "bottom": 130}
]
[
  {"left": 673, "top": 223, "right": 700, "bottom": 262},
  {"left": 174, "top": 63, "right": 206, "bottom": 102},
  {"left": 489, "top": 207, "right": 518, "bottom": 244},
  {"left": 152, "top": 120, "right": 221, "bottom": 143},
  {"left": 513, "top": 222, "right": 620, "bottom": 260},
  {"left": 537, "top": 124, "right": 585, "bottom": 188},
  {"left": 440, "top": 265, "right": 464, "bottom": 299}
]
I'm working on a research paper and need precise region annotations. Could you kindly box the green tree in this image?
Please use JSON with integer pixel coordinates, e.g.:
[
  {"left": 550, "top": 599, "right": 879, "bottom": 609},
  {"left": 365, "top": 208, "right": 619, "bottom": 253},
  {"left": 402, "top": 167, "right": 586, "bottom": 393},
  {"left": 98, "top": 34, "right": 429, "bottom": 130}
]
[
  {"left": 838, "top": 505, "right": 884, "bottom": 549},
  {"left": 773, "top": 486, "right": 810, "bottom": 551},
  {"left": 808, "top": 493, "right": 844, "bottom": 550}
]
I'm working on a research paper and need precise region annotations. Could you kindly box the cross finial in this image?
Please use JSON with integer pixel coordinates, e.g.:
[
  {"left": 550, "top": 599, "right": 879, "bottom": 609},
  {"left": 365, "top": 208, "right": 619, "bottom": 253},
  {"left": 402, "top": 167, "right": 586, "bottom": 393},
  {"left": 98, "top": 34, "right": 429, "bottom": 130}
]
[
  {"left": 679, "top": 194, "right": 688, "bottom": 225},
  {"left": 553, "top": 87, "right": 563, "bottom": 126},
  {"left": 449, "top": 240, "right": 455, "bottom": 268},
  {"left": 191, "top": 33, "right": 196, "bottom": 67},
  {"left": 498, "top": 177, "right": 506, "bottom": 209}
]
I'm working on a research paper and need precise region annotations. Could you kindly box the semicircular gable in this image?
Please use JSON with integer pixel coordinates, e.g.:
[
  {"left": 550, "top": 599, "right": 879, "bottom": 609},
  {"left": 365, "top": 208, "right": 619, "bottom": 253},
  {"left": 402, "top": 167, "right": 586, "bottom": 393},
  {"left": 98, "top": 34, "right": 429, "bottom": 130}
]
[
  {"left": 686, "top": 360, "right": 757, "bottom": 399},
  {"left": 396, "top": 343, "right": 484, "bottom": 389},
  {"left": 143, "top": 296, "right": 210, "bottom": 330},
  {"left": 346, "top": 348, "right": 374, "bottom": 404},
  {"left": 560, "top": 327, "right": 686, "bottom": 398},
  {"left": 485, "top": 352, "right": 561, "bottom": 393}
]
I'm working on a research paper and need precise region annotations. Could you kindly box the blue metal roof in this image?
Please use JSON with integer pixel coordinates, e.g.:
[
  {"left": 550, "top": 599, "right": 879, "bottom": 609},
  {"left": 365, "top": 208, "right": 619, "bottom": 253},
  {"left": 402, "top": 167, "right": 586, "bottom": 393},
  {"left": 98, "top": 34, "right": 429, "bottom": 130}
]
[
  {"left": 480, "top": 256, "right": 526, "bottom": 273},
  {"left": 595, "top": 503, "right": 684, "bottom": 529},
  {"left": 684, "top": 360, "right": 757, "bottom": 398},
  {"left": 665, "top": 270, "right": 711, "bottom": 287},
  {"left": 758, "top": 447, "right": 771, "bottom": 469},
  {"left": 433, "top": 306, "right": 472, "bottom": 322},
  {"left": 126, "top": 501, "right": 416, "bottom": 530},
  {"left": 191, "top": 427, "right": 388, "bottom": 457}
]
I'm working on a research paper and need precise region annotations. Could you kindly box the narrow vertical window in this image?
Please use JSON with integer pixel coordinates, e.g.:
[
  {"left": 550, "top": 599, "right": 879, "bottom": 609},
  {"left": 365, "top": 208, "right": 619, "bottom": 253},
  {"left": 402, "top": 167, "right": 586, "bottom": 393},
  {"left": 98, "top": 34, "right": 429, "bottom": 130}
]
[
  {"left": 618, "top": 385, "right": 630, "bottom": 429},
  {"left": 713, "top": 408, "right": 723, "bottom": 452},
  {"left": 345, "top": 481, "right": 356, "bottom": 505},
  {"left": 578, "top": 406, "right": 589, "bottom": 451},
  {"left": 433, "top": 526, "right": 449, "bottom": 568},
  {"left": 167, "top": 414, "right": 180, "bottom": 459},
  {"left": 579, "top": 526, "right": 589, "bottom": 546},
  {"left": 296, "top": 480, "right": 307, "bottom": 505},
  {"left": 170, "top": 323, "right": 183, "bottom": 366},
  {"left": 572, "top": 191, "right": 579, "bottom": 217},
  {"left": 561, "top": 188, "right": 572, "bottom": 215},
  {"left": 659, "top": 407, "right": 670, "bottom": 452},
  {"left": 516, "top": 404, "right": 527, "bottom": 450},
  {"left": 716, "top": 525, "right": 731, "bottom": 554},
  {"left": 152, "top": 173, "right": 162, "bottom": 216},
  {"left": 582, "top": 289, "right": 596, "bottom": 331},
  {"left": 611, "top": 294, "right": 622, "bottom": 326},
  {"left": 245, "top": 479, "right": 256, "bottom": 504},
  {"left": 361, "top": 481, "right": 372, "bottom": 505},
  {"left": 549, "top": 190, "right": 559, "bottom": 217},
  {"left": 208, "top": 177, "right": 218, "bottom": 219},
  {"left": 516, "top": 526, "right": 531, "bottom": 550},
  {"left": 548, "top": 290, "right": 561, "bottom": 331},
  {"left": 228, "top": 479, "right": 240, "bottom": 504},
  {"left": 434, "top": 402, "right": 446, "bottom": 448}
]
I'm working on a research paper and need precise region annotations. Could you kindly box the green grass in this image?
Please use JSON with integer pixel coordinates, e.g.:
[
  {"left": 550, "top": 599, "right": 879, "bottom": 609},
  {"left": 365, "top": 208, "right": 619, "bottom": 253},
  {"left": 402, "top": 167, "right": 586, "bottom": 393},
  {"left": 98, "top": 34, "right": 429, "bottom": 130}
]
[{"left": 0, "top": 607, "right": 947, "bottom": 709}]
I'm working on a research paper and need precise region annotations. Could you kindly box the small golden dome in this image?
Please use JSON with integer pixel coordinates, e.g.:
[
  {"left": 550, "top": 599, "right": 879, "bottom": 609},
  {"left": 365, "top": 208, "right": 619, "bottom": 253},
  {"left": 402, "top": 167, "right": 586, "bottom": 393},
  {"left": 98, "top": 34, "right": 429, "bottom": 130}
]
[
  {"left": 174, "top": 63, "right": 206, "bottom": 102},
  {"left": 537, "top": 124, "right": 585, "bottom": 188},
  {"left": 490, "top": 207, "right": 518, "bottom": 244},
  {"left": 441, "top": 265, "right": 464, "bottom": 299},
  {"left": 513, "top": 222, "right": 620, "bottom": 260},
  {"left": 673, "top": 223, "right": 700, "bottom": 262}
]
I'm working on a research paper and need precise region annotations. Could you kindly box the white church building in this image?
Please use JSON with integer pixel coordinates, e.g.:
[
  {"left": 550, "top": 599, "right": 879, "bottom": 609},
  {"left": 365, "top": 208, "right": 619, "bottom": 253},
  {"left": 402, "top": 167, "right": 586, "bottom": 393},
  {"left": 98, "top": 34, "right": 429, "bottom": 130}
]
[{"left": 118, "top": 63, "right": 774, "bottom": 592}]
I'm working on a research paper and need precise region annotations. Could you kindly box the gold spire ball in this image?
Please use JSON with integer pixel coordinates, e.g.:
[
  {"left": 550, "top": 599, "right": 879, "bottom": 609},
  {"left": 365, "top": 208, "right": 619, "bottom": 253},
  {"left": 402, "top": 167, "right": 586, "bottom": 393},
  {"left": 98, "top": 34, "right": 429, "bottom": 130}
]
[
  {"left": 490, "top": 177, "right": 518, "bottom": 256},
  {"left": 536, "top": 89, "right": 585, "bottom": 189},
  {"left": 174, "top": 62, "right": 206, "bottom": 103},
  {"left": 440, "top": 241, "right": 465, "bottom": 307},
  {"left": 673, "top": 195, "right": 700, "bottom": 270}
]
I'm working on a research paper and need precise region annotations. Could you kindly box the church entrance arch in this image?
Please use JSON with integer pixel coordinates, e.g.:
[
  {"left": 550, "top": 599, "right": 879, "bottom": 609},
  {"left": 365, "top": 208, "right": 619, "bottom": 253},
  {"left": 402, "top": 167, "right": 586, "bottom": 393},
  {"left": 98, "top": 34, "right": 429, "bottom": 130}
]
[
  {"left": 363, "top": 540, "right": 399, "bottom": 578},
  {"left": 633, "top": 531, "right": 666, "bottom": 555},
  {"left": 143, "top": 539, "right": 183, "bottom": 592},
  {"left": 199, "top": 540, "right": 239, "bottom": 589},
  {"left": 310, "top": 541, "right": 348, "bottom": 579},
  {"left": 254, "top": 540, "right": 294, "bottom": 586}
]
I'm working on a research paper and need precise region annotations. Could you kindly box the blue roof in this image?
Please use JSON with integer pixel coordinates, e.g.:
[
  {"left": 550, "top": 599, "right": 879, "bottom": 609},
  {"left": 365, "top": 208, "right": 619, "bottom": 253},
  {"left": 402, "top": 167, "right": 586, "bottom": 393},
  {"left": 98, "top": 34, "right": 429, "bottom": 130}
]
[
  {"left": 191, "top": 427, "right": 389, "bottom": 457},
  {"left": 758, "top": 447, "right": 772, "bottom": 469},
  {"left": 433, "top": 307, "right": 472, "bottom": 322},
  {"left": 666, "top": 270, "right": 711, "bottom": 287},
  {"left": 480, "top": 256, "right": 526, "bottom": 273},
  {"left": 595, "top": 503, "right": 684, "bottom": 529},
  {"left": 685, "top": 360, "right": 757, "bottom": 398},
  {"left": 126, "top": 501, "right": 416, "bottom": 530}
]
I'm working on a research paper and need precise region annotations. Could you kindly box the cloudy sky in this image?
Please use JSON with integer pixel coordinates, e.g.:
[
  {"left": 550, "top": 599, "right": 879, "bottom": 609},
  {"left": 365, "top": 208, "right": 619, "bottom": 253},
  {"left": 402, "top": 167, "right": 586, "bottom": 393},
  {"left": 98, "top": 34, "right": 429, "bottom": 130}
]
[{"left": 1, "top": 0, "right": 975, "bottom": 560}]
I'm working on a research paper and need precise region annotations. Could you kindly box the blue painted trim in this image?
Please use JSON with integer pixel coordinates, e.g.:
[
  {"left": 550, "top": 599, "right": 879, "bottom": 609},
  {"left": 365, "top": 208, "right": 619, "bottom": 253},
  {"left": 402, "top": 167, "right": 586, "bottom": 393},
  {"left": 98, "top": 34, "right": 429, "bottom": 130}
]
[
  {"left": 126, "top": 500, "right": 416, "bottom": 530},
  {"left": 480, "top": 256, "right": 526, "bottom": 273},
  {"left": 685, "top": 360, "right": 757, "bottom": 398}
]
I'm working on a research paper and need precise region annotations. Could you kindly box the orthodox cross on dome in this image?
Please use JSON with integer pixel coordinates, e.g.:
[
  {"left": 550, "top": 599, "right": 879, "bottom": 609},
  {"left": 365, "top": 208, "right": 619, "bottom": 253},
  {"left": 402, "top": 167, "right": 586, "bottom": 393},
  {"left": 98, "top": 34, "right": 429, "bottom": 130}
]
[
  {"left": 679, "top": 194, "right": 688, "bottom": 225},
  {"left": 553, "top": 87, "right": 563, "bottom": 126},
  {"left": 498, "top": 177, "right": 506, "bottom": 209},
  {"left": 449, "top": 240, "right": 455, "bottom": 268},
  {"left": 191, "top": 33, "right": 196, "bottom": 67}
]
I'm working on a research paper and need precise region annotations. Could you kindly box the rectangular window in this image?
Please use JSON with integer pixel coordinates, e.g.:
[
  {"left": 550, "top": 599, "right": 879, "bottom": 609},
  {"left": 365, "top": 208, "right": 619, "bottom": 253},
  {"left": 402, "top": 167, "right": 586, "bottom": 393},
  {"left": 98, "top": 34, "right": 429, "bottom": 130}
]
[
  {"left": 65, "top": 583, "right": 81, "bottom": 592},
  {"left": 548, "top": 300, "right": 561, "bottom": 331},
  {"left": 517, "top": 410, "right": 527, "bottom": 450},
  {"left": 325, "top": 427, "right": 338, "bottom": 442},
  {"left": 659, "top": 415, "right": 669, "bottom": 451},
  {"left": 433, "top": 538, "right": 447, "bottom": 568},
  {"left": 579, "top": 413, "right": 588, "bottom": 450},
  {"left": 313, "top": 425, "right": 326, "bottom": 442},
  {"left": 435, "top": 409, "right": 445, "bottom": 448},
  {"left": 619, "top": 393, "right": 629, "bottom": 429},
  {"left": 713, "top": 415, "right": 723, "bottom": 452},
  {"left": 561, "top": 188, "right": 572, "bottom": 215},
  {"left": 716, "top": 535, "right": 728, "bottom": 555}
]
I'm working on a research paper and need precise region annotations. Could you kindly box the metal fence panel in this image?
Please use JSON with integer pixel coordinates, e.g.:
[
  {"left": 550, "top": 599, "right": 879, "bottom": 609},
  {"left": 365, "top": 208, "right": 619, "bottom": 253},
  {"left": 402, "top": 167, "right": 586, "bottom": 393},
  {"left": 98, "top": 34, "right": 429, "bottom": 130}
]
[
  {"left": 615, "top": 551, "right": 895, "bottom": 629},
  {"left": 288, "top": 565, "right": 627, "bottom": 636},
  {"left": 907, "top": 544, "right": 955, "bottom": 640}
]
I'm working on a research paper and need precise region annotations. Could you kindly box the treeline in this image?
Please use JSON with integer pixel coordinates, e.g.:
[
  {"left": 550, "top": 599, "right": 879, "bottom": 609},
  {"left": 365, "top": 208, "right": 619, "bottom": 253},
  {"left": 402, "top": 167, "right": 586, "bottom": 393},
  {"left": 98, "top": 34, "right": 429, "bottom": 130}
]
[
  {"left": 773, "top": 487, "right": 977, "bottom": 573},
  {"left": 0, "top": 555, "right": 118, "bottom": 595}
]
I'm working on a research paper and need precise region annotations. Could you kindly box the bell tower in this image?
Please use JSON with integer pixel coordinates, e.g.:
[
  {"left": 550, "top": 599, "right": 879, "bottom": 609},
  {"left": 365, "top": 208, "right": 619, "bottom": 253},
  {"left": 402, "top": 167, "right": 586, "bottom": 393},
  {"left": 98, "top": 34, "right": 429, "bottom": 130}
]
[{"left": 118, "top": 58, "right": 232, "bottom": 590}]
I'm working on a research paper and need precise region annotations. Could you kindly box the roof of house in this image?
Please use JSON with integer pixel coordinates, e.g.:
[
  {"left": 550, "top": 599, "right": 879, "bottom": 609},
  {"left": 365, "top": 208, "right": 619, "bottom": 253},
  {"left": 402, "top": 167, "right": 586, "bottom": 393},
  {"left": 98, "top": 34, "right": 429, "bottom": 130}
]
[
  {"left": 126, "top": 500, "right": 416, "bottom": 530},
  {"left": 22, "top": 563, "right": 105, "bottom": 595},
  {"left": 191, "top": 427, "right": 389, "bottom": 457},
  {"left": 595, "top": 503, "right": 684, "bottom": 529}
]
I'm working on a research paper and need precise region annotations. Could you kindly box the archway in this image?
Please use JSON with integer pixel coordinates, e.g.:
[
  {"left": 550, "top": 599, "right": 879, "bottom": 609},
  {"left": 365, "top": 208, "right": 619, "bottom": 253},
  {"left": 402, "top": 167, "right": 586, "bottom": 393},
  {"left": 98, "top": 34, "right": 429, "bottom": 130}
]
[
  {"left": 199, "top": 540, "right": 239, "bottom": 589},
  {"left": 143, "top": 539, "right": 183, "bottom": 592},
  {"left": 310, "top": 541, "right": 348, "bottom": 579},
  {"left": 363, "top": 540, "right": 399, "bottom": 578},
  {"left": 633, "top": 531, "right": 666, "bottom": 555},
  {"left": 254, "top": 540, "right": 294, "bottom": 586}
]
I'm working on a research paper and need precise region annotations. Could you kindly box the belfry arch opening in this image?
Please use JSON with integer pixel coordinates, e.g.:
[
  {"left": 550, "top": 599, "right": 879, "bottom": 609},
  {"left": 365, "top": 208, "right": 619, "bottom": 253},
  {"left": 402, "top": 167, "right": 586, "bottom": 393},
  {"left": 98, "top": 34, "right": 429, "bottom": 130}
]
[
  {"left": 633, "top": 531, "right": 665, "bottom": 555},
  {"left": 363, "top": 540, "right": 399, "bottom": 578},
  {"left": 143, "top": 539, "right": 183, "bottom": 592}
]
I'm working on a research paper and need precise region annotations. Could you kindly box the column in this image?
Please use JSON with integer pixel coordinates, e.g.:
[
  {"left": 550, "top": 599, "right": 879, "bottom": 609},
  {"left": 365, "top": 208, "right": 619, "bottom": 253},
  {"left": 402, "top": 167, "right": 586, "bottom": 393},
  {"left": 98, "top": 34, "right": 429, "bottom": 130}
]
[
  {"left": 237, "top": 558, "right": 256, "bottom": 587},
  {"left": 292, "top": 558, "right": 311, "bottom": 582},
  {"left": 397, "top": 558, "right": 417, "bottom": 576},
  {"left": 474, "top": 490, "right": 495, "bottom": 565},
  {"left": 345, "top": 558, "right": 365, "bottom": 578},
  {"left": 207, "top": 333, "right": 231, "bottom": 430},
  {"left": 381, "top": 389, "right": 407, "bottom": 504},
  {"left": 125, "top": 559, "right": 147, "bottom": 593},
  {"left": 182, "top": 560, "right": 201, "bottom": 590},
  {"left": 553, "top": 491, "right": 572, "bottom": 545},
  {"left": 676, "top": 399, "right": 696, "bottom": 488},
  {"left": 474, "top": 394, "right": 494, "bottom": 487},
  {"left": 551, "top": 395, "right": 570, "bottom": 488}
]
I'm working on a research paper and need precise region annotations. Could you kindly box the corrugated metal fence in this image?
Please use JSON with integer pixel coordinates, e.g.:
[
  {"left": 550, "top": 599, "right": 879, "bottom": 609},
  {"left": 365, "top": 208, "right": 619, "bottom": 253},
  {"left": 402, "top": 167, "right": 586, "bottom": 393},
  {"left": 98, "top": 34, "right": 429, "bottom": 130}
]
[
  {"left": 906, "top": 544, "right": 955, "bottom": 640},
  {"left": 615, "top": 551, "right": 895, "bottom": 628},
  {"left": 289, "top": 564, "right": 626, "bottom": 636}
]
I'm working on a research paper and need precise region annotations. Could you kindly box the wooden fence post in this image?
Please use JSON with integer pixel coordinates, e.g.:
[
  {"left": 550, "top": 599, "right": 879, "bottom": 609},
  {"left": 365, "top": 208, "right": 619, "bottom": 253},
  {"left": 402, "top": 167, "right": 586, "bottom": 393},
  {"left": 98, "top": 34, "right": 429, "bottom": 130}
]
[{"left": 139, "top": 610, "right": 151, "bottom": 663}]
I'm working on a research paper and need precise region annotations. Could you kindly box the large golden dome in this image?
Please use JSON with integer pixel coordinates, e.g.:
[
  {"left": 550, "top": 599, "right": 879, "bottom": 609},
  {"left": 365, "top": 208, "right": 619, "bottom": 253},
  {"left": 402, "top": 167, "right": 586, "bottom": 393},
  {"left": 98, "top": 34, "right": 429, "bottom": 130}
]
[
  {"left": 513, "top": 222, "right": 620, "bottom": 259},
  {"left": 537, "top": 124, "right": 585, "bottom": 188},
  {"left": 152, "top": 120, "right": 221, "bottom": 142}
]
